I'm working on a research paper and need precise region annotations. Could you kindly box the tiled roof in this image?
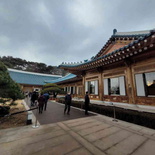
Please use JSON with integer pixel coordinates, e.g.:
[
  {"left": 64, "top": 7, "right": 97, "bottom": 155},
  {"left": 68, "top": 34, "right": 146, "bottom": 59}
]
[
  {"left": 114, "top": 30, "right": 151, "bottom": 37},
  {"left": 59, "top": 29, "right": 155, "bottom": 71},
  {"left": 44, "top": 73, "right": 76, "bottom": 84},
  {"left": 8, "top": 68, "right": 62, "bottom": 85},
  {"left": 59, "top": 29, "right": 155, "bottom": 69}
]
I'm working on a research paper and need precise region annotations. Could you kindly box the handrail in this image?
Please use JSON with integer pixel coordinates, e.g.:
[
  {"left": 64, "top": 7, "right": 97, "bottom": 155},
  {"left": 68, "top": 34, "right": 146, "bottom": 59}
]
[{"left": 2, "top": 107, "right": 38, "bottom": 117}]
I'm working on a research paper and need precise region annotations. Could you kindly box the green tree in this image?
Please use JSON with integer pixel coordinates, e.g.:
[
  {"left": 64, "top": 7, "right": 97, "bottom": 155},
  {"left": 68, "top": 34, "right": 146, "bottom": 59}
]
[
  {"left": 41, "top": 83, "right": 63, "bottom": 98},
  {"left": 0, "top": 56, "right": 67, "bottom": 75},
  {"left": 0, "top": 61, "right": 24, "bottom": 103}
]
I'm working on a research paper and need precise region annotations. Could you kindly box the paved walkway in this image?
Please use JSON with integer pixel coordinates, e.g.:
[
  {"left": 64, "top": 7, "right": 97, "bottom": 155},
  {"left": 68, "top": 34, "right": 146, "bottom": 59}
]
[
  {"left": 1, "top": 113, "right": 155, "bottom": 155},
  {"left": 24, "top": 98, "right": 95, "bottom": 125}
]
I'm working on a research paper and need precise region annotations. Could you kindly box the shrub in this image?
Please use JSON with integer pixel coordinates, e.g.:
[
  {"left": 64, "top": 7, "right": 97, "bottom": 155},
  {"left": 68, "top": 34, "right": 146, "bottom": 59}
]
[
  {"left": 41, "top": 83, "right": 63, "bottom": 98},
  {"left": 0, "top": 106, "right": 10, "bottom": 117}
]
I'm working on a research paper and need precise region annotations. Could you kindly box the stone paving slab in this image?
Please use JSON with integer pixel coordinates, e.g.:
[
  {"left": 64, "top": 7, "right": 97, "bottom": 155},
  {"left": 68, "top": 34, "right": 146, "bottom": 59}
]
[
  {"left": 85, "top": 126, "right": 120, "bottom": 142},
  {"left": 94, "top": 129, "right": 133, "bottom": 151},
  {"left": 29, "top": 135, "right": 81, "bottom": 155},
  {"left": 105, "top": 134, "right": 147, "bottom": 155},
  {"left": 131, "top": 139, "right": 155, "bottom": 155},
  {"left": 71, "top": 121, "right": 101, "bottom": 131},
  {"left": 64, "top": 118, "right": 96, "bottom": 127},
  {"left": 140, "top": 128, "right": 155, "bottom": 136},
  {"left": 0, "top": 124, "right": 61, "bottom": 143},
  {"left": 63, "top": 117, "right": 91, "bottom": 124},
  {"left": 128, "top": 124, "right": 143, "bottom": 132},
  {"left": 1, "top": 114, "right": 155, "bottom": 155},
  {"left": 69, "top": 130, "right": 105, "bottom": 155},
  {"left": 66, "top": 147, "right": 92, "bottom": 155},
  {"left": 77, "top": 123, "right": 111, "bottom": 136}
]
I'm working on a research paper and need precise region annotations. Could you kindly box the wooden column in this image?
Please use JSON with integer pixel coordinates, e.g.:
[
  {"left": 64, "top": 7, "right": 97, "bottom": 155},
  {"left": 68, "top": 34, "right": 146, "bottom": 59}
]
[
  {"left": 126, "top": 66, "right": 135, "bottom": 104},
  {"left": 98, "top": 72, "right": 103, "bottom": 100},
  {"left": 75, "top": 84, "right": 77, "bottom": 96},
  {"left": 82, "top": 71, "right": 86, "bottom": 97}
]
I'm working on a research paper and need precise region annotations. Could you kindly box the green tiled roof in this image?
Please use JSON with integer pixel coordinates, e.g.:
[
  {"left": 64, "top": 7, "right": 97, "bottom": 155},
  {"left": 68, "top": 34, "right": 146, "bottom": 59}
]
[
  {"left": 59, "top": 28, "right": 155, "bottom": 68},
  {"left": 113, "top": 29, "right": 151, "bottom": 37},
  {"left": 8, "top": 68, "right": 62, "bottom": 86}
]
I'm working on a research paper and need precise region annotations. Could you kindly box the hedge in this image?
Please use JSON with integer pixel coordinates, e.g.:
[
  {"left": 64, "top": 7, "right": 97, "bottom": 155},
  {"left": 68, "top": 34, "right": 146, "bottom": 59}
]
[{"left": 56, "top": 97, "right": 155, "bottom": 129}]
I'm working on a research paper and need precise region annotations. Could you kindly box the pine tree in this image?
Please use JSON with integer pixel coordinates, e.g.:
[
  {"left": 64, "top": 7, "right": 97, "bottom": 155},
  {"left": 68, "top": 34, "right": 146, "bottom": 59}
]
[
  {"left": 41, "top": 83, "right": 63, "bottom": 98},
  {"left": 0, "top": 61, "right": 24, "bottom": 102}
]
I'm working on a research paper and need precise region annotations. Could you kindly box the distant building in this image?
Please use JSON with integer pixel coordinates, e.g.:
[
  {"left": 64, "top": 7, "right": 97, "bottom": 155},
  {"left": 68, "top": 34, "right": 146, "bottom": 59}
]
[
  {"left": 58, "top": 29, "right": 155, "bottom": 106},
  {"left": 8, "top": 68, "right": 62, "bottom": 92},
  {"left": 45, "top": 73, "right": 83, "bottom": 97}
]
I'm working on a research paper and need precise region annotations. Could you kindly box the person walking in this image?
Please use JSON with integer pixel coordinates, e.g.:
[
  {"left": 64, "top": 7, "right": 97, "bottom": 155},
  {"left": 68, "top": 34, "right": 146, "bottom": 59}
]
[
  {"left": 64, "top": 92, "right": 72, "bottom": 115},
  {"left": 38, "top": 94, "right": 45, "bottom": 114},
  {"left": 43, "top": 92, "right": 50, "bottom": 111},
  {"left": 84, "top": 91, "right": 90, "bottom": 115},
  {"left": 30, "top": 91, "right": 38, "bottom": 106}
]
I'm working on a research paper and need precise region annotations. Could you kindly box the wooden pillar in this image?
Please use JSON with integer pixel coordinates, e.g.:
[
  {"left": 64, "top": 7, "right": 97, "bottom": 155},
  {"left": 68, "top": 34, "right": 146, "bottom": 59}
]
[
  {"left": 81, "top": 71, "right": 86, "bottom": 97},
  {"left": 98, "top": 72, "right": 103, "bottom": 100},
  {"left": 126, "top": 66, "right": 135, "bottom": 104},
  {"left": 75, "top": 84, "right": 77, "bottom": 96},
  {"left": 82, "top": 75, "right": 86, "bottom": 97}
]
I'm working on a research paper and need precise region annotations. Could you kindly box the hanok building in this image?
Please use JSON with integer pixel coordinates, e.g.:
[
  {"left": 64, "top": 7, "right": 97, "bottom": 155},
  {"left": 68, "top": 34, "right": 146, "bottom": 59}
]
[
  {"left": 59, "top": 29, "right": 155, "bottom": 106},
  {"left": 8, "top": 68, "right": 62, "bottom": 92},
  {"left": 45, "top": 73, "right": 83, "bottom": 98}
]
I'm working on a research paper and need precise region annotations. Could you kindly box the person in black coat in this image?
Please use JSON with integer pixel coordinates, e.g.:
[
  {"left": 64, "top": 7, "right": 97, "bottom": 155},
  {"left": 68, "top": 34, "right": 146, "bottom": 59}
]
[
  {"left": 84, "top": 91, "right": 90, "bottom": 115},
  {"left": 38, "top": 94, "right": 45, "bottom": 114},
  {"left": 64, "top": 92, "right": 72, "bottom": 115},
  {"left": 31, "top": 91, "right": 38, "bottom": 106}
]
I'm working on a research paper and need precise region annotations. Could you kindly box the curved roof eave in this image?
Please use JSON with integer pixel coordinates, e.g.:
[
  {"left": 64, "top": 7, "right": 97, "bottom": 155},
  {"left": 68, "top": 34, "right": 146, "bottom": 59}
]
[
  {"left": 59, "top": 29, "right": 155, "bottom": 70},
  {"left": 44, "top": 73, "right": 77, "bottom": 84}
]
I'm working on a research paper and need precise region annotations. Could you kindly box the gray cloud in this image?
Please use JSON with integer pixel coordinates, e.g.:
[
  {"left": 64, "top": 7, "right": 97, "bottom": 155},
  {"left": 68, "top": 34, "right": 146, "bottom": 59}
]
[{"left": 0, "top": 0, "right": 155, "bottom": 66}]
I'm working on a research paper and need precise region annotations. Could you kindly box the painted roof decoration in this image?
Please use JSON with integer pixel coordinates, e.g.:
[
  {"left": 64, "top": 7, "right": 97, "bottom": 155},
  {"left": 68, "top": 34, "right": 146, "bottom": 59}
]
[
  {"left": 59, "top": 28, "right": 155, "bottom": 71},
  {"left": 8, "top": 68, "right": 62, "bottom": 85},
  {"left": 44, "top": 73, "right": 76, "bottom": 84}
]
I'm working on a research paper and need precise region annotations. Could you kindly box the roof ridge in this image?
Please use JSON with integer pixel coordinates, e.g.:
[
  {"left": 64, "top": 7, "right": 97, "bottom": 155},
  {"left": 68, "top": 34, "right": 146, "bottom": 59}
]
[
  {"left": 114, "top": 29, "right": 151, "bottom": 35},
  {"left": 8, "top": 68, "right": 62, "bottom": 77}
]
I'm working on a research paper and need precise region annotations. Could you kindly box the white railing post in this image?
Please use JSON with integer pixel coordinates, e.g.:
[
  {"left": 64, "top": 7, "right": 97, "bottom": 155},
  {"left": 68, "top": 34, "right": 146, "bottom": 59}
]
[
  {"left": 32, "top": 107, "right": 39, "bottom": 128},
  {"left": 27, "top": 111, "right": 32, "bottom": 125}
]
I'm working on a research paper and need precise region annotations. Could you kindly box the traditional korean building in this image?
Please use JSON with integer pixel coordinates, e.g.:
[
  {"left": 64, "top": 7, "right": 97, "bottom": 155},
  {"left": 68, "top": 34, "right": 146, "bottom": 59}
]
[
  {"left": 59, "top": 29, "right": 155, "bottom": 106},
  {"left": 8, "top": 68, "right": 62, "bottom": 92},
  {"left": 45, "top": 73, "right": 83, "bottom": 98}
]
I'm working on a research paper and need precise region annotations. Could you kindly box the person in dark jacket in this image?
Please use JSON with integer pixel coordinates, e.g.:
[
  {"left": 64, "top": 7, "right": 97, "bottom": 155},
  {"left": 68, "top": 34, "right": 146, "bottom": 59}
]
[
  {"left": 84, "top": 91, "right": 90, "bottom": 115},
  {"left": 43, "top": 93, "right": 50, "bottom": 111},
  {"left": 38, "top": 94, "right": 45, "bottom": 114},
  {"left": 64, "top": 92, "right": 72, "bottom": 115},
  {"left": 31, "top": 91, "right": 38, "bottom": 106}
]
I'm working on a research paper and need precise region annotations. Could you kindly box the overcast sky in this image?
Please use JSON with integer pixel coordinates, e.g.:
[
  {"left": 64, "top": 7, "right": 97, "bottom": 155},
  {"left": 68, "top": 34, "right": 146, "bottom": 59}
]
[{"left": 0, "top": 0, "right": 155, "bottom": 66}]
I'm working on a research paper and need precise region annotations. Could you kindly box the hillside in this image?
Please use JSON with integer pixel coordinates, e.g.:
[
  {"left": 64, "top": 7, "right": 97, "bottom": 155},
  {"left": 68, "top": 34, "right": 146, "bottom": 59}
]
[{"left": 0, "top": 56, "right": 67, "bottom": 76}]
